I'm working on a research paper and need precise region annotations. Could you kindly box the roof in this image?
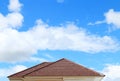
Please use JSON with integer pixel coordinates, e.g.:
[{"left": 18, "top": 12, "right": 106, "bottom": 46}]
[{"left": 8, "top": 58, "right": 105, "bottom": 78}]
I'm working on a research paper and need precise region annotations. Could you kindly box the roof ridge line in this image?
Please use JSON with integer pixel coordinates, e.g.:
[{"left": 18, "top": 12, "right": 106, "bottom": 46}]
[
  {"left": 8, "top": 62, "right": 50, "bottom": 78},
  {"left": 23, "top": 58, "right": 65, "bottom": 77}
]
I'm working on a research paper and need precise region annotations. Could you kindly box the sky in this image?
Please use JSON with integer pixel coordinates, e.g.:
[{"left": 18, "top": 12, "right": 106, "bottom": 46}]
[{"left": 0, "top": 0, "right": 120, "bottom": 81}]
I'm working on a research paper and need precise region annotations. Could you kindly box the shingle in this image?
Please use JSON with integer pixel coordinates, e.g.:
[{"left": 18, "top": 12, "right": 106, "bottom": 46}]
[
  {"left": 8, "top": 58, "right": 105, "bottom": 78},
  {"left": 8, "top": 62, "right": 52, "bottom": 78}
]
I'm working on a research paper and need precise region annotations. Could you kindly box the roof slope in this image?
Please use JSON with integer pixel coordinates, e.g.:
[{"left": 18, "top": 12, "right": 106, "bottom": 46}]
[
  {"left": 8, "top": 58, "right": 105, "bottom": 78},
  {"left": 8, "top": 62, "right": 52, "bottom": 78}
]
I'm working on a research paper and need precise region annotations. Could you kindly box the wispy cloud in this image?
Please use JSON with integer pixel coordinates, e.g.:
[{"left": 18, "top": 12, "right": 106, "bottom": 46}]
[
  {"left": 45, "top": 54, "right": 55, "bottom": 59},
  {"left": 88, "top": 9, "right": 120, "bottom": 31},
  {"left": 88, "top": 20, "right": 105, "bottom": 25},
  {"left": 29, "top": 57, "right": 48, "bottom": 62}
]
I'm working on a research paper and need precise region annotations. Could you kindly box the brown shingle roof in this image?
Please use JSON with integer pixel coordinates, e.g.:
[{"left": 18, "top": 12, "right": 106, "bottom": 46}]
[
  {"left": 8, "top": 62, "right": 52, "bottom": 78},
  {"left": 8, "top": 58, "right": 105, "bottom": 78}
]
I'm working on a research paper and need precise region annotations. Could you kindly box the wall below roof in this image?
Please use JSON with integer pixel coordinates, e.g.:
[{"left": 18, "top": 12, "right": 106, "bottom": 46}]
[
  {"left": 9, "top": 80, "right": 23, "bottom": 81},
  {"left": 9, "top": 76, "right": 104, "bottom": 81},
  {"left": 63, "top": 76, "right": 104, "bottom": 81}
]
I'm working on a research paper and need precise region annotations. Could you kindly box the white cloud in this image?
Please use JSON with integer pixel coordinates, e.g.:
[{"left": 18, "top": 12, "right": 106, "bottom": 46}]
[
  {"left": 102, "top": 64, "right": 120, "bottom": 81},
  {"left": 104, "top": 9, "right": 120, "bottom": 29},
  {"left": 0, "top": 20, "right": 120, "bottom": 62},
  {"left": 88, "top": 9, "right": 120, "bottom": 30},
  {"left": 8, "top": 0, "right": 22, "bottom": 12},
  {"left": 31, "top": 20, "right": 119, "bottom": 53},
  {"left": 0, "top": 0, "right": 120, "bottom": 62},
  {"left": 0, "top": 0, "right": 23, "bottom": 30},
  {"left": 0, "top": 12, "right": 23, "bottom": 30},
  {"left": 45, "top": 54, "right": 55, "bottom": 60},
  {"left": 29, "top": 57, "right": 48, "bottom": 62},
  {"left": 88, "top": 20, "right": 105, "bottom": 25},
  {"left": 0, "top": 65, "right": 27, "bottom": 77}
]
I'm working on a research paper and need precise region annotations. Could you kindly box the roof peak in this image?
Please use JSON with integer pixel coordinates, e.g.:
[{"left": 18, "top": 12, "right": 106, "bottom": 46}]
[{"left": 8, "top": 58, "right": 105, "bottom": 78}]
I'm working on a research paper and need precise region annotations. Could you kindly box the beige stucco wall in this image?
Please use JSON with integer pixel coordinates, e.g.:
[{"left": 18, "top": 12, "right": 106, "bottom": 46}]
[
  {"left": 9, "top": 79, "right": 23, "bottom": 81},
  {"left": 9, "top": 76, "right": 104, "bottom": 81},
  {"left": 10, "top": 80, "right": 22, "bottom": 81},
  {"left": 63, "top": 76, "right": 103, "bottom": 81},
  {"left": 22, "top": 76, "right": 63, "bottom": 81}
]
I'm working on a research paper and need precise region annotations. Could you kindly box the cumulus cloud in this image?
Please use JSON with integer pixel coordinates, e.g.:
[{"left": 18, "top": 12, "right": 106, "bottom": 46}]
[
  {"left": 0, "top": 65, "right": 27, "bottom": 77},
  {"left": 0, "top": 19, "right": 120, "bottom": 62},
  {"left": 8, "top": 0, "right": 22, "bottom": 12},
  {"left": 105, "top": 9, "right": 120, "bottom": 29},
  {"left": 102, "top": 64, "right": 120, "bottom": 81},
  {"left": 0, "top": 0, "right": 23, "bottom": 30},
  {"left": 0, "top": 12, "right": 23, "bottom": 30},
  {"left": 0, "top": 0, "right": 120, "bottom": 62}
]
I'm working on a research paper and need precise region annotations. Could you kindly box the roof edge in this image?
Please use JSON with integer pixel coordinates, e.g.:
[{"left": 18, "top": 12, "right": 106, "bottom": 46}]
[{"left": 8, "top": 62, "right": 51, "bottom": 78}]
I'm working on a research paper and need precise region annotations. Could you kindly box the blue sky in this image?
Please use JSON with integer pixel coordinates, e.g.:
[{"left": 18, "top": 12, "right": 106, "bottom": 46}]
[{"left": 0, "top": 0, "right": 120, "bottom": 81}]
